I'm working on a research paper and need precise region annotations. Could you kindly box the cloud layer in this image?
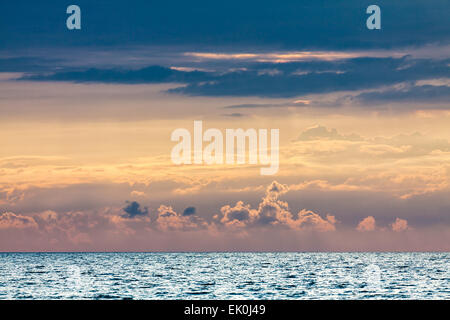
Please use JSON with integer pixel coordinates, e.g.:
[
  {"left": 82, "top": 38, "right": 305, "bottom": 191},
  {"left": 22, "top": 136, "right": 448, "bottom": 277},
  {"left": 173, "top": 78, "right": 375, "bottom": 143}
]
[
  {"left": 1, "top": 1, "right": 449, "bottom": 49},
  {"left": 20, "top": 57, "right": 450, "bottom": 99},
  {"left": 0, "top": 181, "right": 431, "bottom": 251}
]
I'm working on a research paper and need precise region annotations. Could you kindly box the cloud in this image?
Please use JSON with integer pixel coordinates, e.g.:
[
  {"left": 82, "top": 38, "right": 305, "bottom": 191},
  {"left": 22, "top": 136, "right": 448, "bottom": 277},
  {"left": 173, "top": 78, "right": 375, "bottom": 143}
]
[
  {"left": 223, "top": 99, "right": 312, "bottom": 109},
  {"left": 293, "top": 126, "right": 450, "bottom": 156},
  {"left": 219, "top": 181, "right": 336, "bottom": 231},
  {"left": 296, "top": 125, "right": 362, "bottom": 141},
  {"left": 130, "top": 190, "right": 146, "bottom": 197},
  {"left": 288, "top": 210, "right": 336, "bottom": 232},
  {"left": 184, "top": 52, "right": 361, "bottom": 62},
  {"left": 169, "top": 57, "right": 450, "bottom": 97},
  {"left": 0, "top": 212, "right": 38, "bottom": 229},
  {"left": 356, "top": 216, "right": 411, "bottom": 232},
  {"left": 355, "top": 84, "right": 450, "bottom": 104},
  {"left": 2, "top": 1, "right": 449, "bottom": 50},
  {"left": 0, "top": 185, "right": 446, "bottom": 251},
  {"left": 357, "top": 216, "right": 376, "bottom": 232},
  {"left": 20, "top": 57, "right": 450, "bottom": 100},
  {"left": 223, "top": 102, "right": 295, "bottom": 109},
  {"left": 220, "top": 201, "right": 256, "bottom": 228},
  {"left": 122, "top": 201, "right": 148, "bottom": 219},
  {"left": 221, "top": 112, "right": 246, "bottom": 117},
  {"left": 155, "top": 205, "right": 207, "bottom": 231},
  {"left": 182, "top": 206, "right": 196, "bottom": 216},
  {"left": 23, "top": 65, "right": 211, "bottom": 84},
  {"left": 289, "top": 126, "right": 450, "bottom": 200},
  {"left": 370, "top": 132, "right": 450, "bottom": 156},
  {"left": 265, "top": 181, "right": 289, "bottom": 199},
  {"left": 391, "top": 218, "right": 409, "bottom": 232}
]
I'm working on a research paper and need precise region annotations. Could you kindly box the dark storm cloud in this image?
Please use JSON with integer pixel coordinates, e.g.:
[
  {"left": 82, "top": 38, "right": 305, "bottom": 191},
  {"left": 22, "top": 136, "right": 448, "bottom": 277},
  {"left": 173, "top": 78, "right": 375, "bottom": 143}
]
[
  {"left": 122, "top": 201, "right": 148, "bottom": 219},
  {"left": 182, "top": 207, "right": 196, "bottom": 216},
  {"left": 0, "top": 1, "right": 448, "bottom": 50},
  {"left": 171, "top": 57, "right": 450, "bottom": 97},
  {"left": 22, "top": 66, "right": 212, "bottom": 84},
  {"left": 21, "top": 57, "right": 450, "bottom": 98}
]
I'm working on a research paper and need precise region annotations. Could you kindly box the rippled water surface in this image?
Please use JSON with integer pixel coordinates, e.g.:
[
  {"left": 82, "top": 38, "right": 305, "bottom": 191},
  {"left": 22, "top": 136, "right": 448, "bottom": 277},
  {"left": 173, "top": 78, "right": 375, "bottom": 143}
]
[{"left": 0, "top": 252, "right": 449, "bottom": 299}]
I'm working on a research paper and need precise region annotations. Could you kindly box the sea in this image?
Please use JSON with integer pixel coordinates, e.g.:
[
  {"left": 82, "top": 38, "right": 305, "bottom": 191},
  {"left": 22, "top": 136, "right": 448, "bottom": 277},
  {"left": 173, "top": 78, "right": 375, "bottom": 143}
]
[{"left": 0, "top": 252, "right": 448, "bottom": 299}]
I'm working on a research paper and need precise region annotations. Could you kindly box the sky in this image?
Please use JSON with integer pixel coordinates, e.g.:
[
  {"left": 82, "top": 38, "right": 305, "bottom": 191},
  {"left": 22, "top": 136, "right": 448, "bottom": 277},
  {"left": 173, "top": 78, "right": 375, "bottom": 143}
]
[{"left": 0, "top": 1, "right": 449, "bottom": 251}]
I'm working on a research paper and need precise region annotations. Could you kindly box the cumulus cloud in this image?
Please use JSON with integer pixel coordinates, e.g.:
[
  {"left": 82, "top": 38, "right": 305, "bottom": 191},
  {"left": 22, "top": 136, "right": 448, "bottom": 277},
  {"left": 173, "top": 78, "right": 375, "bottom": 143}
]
[
  {"left": 219, "top": 181, "right": 336, "bottom": 231},
  {"left": 0, "top": 212, "right": 38, "bottom": 229},
  {"left": 287, "top": 210, "right": 336, "bottom": 232},
  {"left": 356, "top": 216, "right": 412, "bottom": 233},
  {"left": 391, "top": 218, "right": 410, "bottom": 232},
  {"left": 265, "top": 180, "right": 289, "bottom": 199},
  {"left": 155, "top": 205, "right": 207, "bottom": 231},
  {"left": 0, "top": 181, "right": 429, "bottom": 252},
  {"left": 357, "top": 216, "right": 376, "bottom": 232},
  {"left": 220, "top": 201, "right": 256, "bottom": 228},
  {"left": 0, "top": 182, "right": 337, "bottom": 239},
  {"left": 122, "top": 201, "right": 148, "bottom": 219},
  {"left": 0, "top": 185, "right": 437, "bottom": 251}
]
